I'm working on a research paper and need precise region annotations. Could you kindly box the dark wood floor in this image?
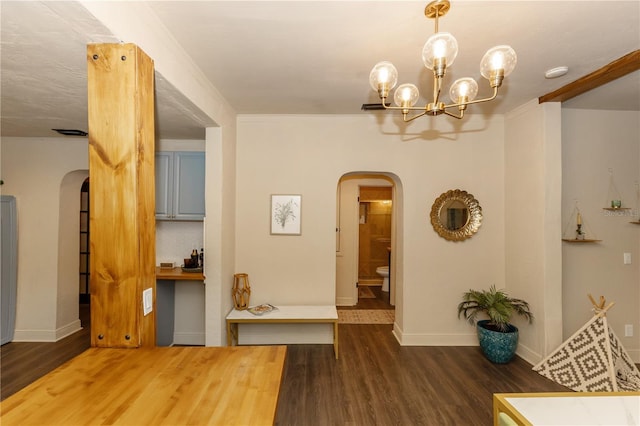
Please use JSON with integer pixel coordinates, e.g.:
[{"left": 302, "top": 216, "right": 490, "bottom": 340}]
[
  {"left": 0, "top": 305, "right": 92, "bottom": 401},
  {"left": 2, "top": 295, "right": 572, "bottom": 425},
  {"left": 275, "top": 325, "right": 570, "bottom": 425},
  {"left": 340, "top": 284, "right": 394, "bottom": 310}
]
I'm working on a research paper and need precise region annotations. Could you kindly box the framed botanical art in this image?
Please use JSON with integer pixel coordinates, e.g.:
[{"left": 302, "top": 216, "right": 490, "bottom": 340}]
[{"left": 270, "top": 194, "right": 301, "bottom": 235}]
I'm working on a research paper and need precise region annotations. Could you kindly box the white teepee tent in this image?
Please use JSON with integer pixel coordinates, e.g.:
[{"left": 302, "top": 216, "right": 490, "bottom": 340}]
[{"left": 533, "top": 295, "right": 640, "bottom": 392}]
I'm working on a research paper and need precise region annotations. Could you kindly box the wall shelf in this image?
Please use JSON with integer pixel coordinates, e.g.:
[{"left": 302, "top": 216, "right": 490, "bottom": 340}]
[
  {"left": 563, "top": 202, "right": 599, "bottom": 242},
  {"left": 630, "top": 221, "right": 640, "bottom": 225},
  {"left": 602, "top": 207, "right": 631, "bottom": 211}
]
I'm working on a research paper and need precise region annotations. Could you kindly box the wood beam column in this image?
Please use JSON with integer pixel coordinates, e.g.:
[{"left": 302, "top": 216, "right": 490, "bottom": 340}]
[
  {"left": 539, "top": 50, "right": 640, "bottom": 104},
  {"left": 87, "top": 43, "right": 156, "bottom": 348}
]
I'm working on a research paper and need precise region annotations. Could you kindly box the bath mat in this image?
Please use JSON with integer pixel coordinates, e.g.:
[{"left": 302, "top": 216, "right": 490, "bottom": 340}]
[
  {"left": 358, "top": 286, "right": 376, "bottom": 299},
  {"left": 338, "top": 309, "right": 395, "bottom": 324}
]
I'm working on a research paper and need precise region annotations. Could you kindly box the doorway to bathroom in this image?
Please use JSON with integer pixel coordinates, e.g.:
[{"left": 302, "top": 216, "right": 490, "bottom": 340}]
[
  {"left": 336, "top": 173, "right": 397, "bottom": 310},
  {"left": 358, "top": 187, "right": 392, "bottom": 297}
]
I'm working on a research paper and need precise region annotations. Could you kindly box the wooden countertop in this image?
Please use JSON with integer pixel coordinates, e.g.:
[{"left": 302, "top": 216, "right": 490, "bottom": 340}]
[
  {"left": 156, "top": 267, "right": 205, "bottom": 281},
  {"left": 0, "top": 346, "right": 286, "bottom": 425}
]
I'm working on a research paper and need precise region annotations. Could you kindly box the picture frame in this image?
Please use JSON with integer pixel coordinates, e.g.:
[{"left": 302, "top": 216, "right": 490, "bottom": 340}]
[{"left": 270, "top": 194, "right": 302, "bottom": 235}]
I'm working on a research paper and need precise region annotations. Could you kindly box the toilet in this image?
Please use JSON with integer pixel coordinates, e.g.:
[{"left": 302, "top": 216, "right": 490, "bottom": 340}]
[{"left": 376, "top": 266, "right": 390, "bottom": 292}]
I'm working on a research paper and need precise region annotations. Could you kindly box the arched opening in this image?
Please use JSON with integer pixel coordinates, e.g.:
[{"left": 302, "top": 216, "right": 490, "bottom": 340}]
[
  {"left": 57, "top": 170, "right": 89, "bottom": 337},
  {"left": 79, "top": 178, "right": 90, "bottom": 304},
  {"left": 336, "top": 172, "right": 403, "bottom": 328}
]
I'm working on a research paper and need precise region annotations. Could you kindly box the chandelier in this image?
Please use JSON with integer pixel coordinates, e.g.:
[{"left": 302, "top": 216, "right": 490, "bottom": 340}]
[{"left": 367, "top": 0, "right": 517, "bottom": 121}]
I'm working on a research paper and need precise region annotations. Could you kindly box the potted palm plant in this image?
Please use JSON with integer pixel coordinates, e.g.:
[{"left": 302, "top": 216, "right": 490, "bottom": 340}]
[{"left": 457, "top": 285, "right": 533, "bottom": 363}]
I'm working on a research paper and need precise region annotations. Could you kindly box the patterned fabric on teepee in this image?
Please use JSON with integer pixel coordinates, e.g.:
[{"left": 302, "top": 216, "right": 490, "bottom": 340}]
[
  {"left": 533, "top": 296, "right": 640, "bottom": 392},
  {"left": 610, "top": 325, "right": 640, "bottom": 391}
]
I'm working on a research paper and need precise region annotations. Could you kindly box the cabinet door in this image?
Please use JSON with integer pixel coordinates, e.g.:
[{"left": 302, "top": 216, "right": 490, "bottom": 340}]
[
  {"left": 155, "top": 152, "right": 173, "bottom": 219},
  {"left": 173, "top": 152, "right": 205, "bottom": 220}
]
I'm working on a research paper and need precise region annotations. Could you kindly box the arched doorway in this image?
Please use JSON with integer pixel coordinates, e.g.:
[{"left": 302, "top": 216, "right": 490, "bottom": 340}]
[
  {"left": 79, "top": 178, "right": 90, "bottom": 304},
  {"left": 57, "top": 170, "right": 89, "bottom": 336},
  {"left": 336, "top": 172, "right": 403, "bottom": 323}
]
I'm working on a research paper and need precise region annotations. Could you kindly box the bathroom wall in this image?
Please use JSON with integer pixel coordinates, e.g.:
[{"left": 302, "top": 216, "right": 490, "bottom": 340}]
[{"left": 359, "top": 200, "right": 392, "bottom": 282}]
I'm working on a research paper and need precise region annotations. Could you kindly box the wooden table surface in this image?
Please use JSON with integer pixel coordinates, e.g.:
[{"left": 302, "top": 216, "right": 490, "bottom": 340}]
[
  {"left": 156, "top": 266, "right": 205, "bottom": 281},
  {"left": 0, "top": 346, "right": 286, "bottom": 425}
]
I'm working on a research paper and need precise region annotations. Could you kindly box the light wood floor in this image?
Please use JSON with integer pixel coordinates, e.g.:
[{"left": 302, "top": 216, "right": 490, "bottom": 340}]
[{"left": 2, "top": 296, "right": 574, "bottom": 425}]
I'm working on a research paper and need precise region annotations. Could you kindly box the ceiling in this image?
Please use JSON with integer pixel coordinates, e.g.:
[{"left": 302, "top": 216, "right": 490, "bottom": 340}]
[{"left": 1, "top": 1, "right": 639, "bottom": 140}]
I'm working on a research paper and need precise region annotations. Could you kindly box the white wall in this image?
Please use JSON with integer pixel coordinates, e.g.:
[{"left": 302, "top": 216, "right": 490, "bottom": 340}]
[
  {"left": 1, "top": 137, "right": 88, "bottom": 341},
  {"left": 504, "top": 101, "right": 563, "bottom": 363},
  {"left": 562, "top": 108, "right": 640, "bottom": 362},
  {"left": 204, "top": 125, "right": 237, "bottom": 346},
  {"left": 235, "top": 113, "right": 507, "bottom": 346}
]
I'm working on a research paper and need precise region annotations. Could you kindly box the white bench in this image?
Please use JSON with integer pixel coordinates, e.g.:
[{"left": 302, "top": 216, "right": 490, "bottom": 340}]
[{"left": 226, "top": 305, "right": 339, "bottom": 359}]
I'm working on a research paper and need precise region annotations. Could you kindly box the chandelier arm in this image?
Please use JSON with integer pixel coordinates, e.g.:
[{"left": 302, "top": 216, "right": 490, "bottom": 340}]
[
  {"left": 443, "top": 110, "right": 464, "bottom": 119},
  {"left": 380, "top": 102, "right": 431, "bottom": 112},
  {"left": 443, "top": 86, "right": 500, "bottom": 110},
  {"left": 403, "top": 111, "right": 430, "bottom": 122},
  {"left": 379, "top": 101, "right": 430, "bottom": 120}
]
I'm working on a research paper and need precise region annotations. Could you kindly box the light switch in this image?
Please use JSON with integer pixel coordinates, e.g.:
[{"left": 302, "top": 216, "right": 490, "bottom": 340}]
[
  {"left": 624, "top": 253, "right": 631, "bottom": 265},
  {"left": 143, "top": 288, "right": 153, "bottom": 316}
]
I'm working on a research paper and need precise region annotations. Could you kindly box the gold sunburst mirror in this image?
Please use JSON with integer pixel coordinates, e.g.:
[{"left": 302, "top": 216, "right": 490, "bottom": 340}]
[{"left": 430, "top": 189, "right": 482, "bottom": 241}]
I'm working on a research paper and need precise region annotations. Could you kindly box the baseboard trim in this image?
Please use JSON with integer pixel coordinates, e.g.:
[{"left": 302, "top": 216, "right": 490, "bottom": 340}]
[
  {"left": 515, "top": 343, "right": 541, "bottom": 365},
  {"left": 394, "top": 329, "right": 479, "bottom": 346},
  {"left": 173, "top": 331, "right": 205, "bottom": 346},
  {"left": 336, "top": 296, "right": 356, "bottom": 306},
  {"left": 13, "top": 319, "right": 82, "bottom": 342}
]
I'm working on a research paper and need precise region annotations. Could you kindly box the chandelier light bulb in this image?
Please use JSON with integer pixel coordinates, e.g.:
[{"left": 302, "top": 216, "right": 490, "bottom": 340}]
[
  {"left": 480, "top": 45, "right": 517, "bottom": 79},
  {"left": 492, "top": 52, "right": 504, "bottom": 70},
  {"left": 422, "top": 32, "right": 458, "bottom": 70},
  {"left": 394, "top": 83, "right": 420, "bottom": 107},
  {"left": 449, "top": 78, "right": 478, "bottom": 104},
  {"left": 433, "top": 40, "right": 447, "bottom": 59},
  {"left": 369, "top": 61, "right": 398, "bottom": 98}
]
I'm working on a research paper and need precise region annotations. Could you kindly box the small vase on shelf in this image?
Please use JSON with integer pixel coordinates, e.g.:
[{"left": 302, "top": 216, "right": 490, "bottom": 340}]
[{"left": 575, "top": 214, "right": 584, "bottom": 240}]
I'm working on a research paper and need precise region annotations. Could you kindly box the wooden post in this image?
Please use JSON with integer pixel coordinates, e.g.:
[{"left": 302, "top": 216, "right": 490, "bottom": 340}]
[{"left": 87, "top": 43, "right": 156, "bottom": 348}]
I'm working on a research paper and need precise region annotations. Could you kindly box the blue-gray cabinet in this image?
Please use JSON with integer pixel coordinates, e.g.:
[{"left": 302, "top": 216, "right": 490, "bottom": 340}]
[{"left": 155, "top": 151, "right": 205, "bottom": 221}]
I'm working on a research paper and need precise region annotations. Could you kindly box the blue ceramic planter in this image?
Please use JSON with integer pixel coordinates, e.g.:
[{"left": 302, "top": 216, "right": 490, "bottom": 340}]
[{"left": 476, "top": 320, "right": 519, "bottom": 364}]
